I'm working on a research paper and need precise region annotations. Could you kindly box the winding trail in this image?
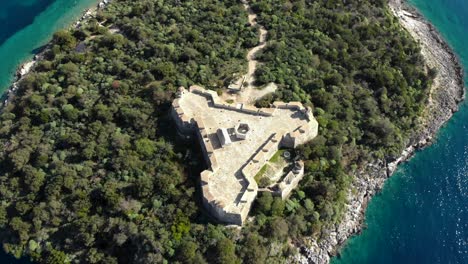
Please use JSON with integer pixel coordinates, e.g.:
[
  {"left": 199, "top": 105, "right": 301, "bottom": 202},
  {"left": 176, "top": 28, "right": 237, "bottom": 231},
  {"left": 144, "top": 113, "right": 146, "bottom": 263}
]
[
  {"left": 242, "top": 0, "right": 267, "bottom": 86},
  {"left": 235, "top": 0, "right": 277, "bottom": 104}
]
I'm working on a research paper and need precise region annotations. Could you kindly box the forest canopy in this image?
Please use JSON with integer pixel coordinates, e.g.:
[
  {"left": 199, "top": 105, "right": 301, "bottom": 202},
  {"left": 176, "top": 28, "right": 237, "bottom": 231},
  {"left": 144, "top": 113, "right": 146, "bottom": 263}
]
[{"left": 0, "top": 0, "right": 431, "bottom": 263}]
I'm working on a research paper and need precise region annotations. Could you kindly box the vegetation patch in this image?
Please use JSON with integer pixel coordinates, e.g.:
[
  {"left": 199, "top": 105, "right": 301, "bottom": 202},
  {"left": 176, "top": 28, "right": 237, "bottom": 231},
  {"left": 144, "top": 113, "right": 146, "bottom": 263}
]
[
  {"left": 269, "top": 149, "right": 286, "bottom": 164},
  {"left": 254, "top": 164, "right": 269, "bottom": 186}
]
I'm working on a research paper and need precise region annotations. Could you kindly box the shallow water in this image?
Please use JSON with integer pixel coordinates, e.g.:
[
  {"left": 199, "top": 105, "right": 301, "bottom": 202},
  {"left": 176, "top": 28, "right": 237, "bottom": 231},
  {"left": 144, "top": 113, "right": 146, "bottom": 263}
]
[
  {"left": 0, "top": 0, "right": 99, "bottom": 90},
  {"left": 332, "top": 0, "right": 468, "bottom": 263}
]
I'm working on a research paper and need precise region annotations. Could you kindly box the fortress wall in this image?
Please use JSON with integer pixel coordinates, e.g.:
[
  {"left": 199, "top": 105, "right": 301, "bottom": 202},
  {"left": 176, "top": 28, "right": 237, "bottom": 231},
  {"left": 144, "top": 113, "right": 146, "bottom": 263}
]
[
  {"left": 304, "top": 107, "right": 315, "bottom": 121},
  {"left": 280, "top": 133, "right": 296, "bottom": 149},
  {"left": 201, "top": 163, "right": 245, "bottom": 225},
  {"left": 280, "top": 119, "right": 319, "bottom": 149},
  {"left": 236, "top": 135, "right": 280, "bottom": 223},
  {"left": 205, "top": 90, "right": 219, "bottom": 98},
  {"left": 193, "top": 117, "right": 205, "bottom": 130},
  {"left": 242, "top": 161, "right": 259, "bottom": 179},
  {"left": 271, "top": 133, "right": 281, "bottom": 143},
  {"left": 201, "top": 178, "right": 243, "bottom": 225},
  {"left": 189, "top": 85, "right": 208, "bottom": 95},
  {"left": 291, "top": 120, "right": 319, "bottom": 147},
  {"left": 209, "top": 154, "right": 219, "bottom": 171},
  {"left": 219, "top": 103, "right": 238, "bottom": 111},
  {"left": 239, "top": 188, "right": 257, "bottom": 223},
  {"left": 240, "top": 105, "right": 259, "bottom": 115},
  {"left": 258, "top": 108, "right": 275, "bottom": 117},
  {"left": 273, "top": 101, "right": 288, "bottom": 109},
  {"left": 210, "top": 199, "right": 244, "bottom": 225},
  {"left": 192, "top": 124, "right": 210, "bottom": 167},
  {"left": 212, "top": 96, "right": 223, "bottom": 107},
  {"left": 171, "top": 104, "right": 194, "bottom": 134},
  {"left": 201, "top": 184, "right": 215, "bottom": 210},
  {"left": 262, "top": 139, "right": 279, "bottom": 161},
  {"left": 242, "top": 134, "right": 280, "bottom": 179},
  {"left": 200, "top": 170, "right": 211, "bottom": 185},
  {"left": 174, "top": 112, "right": 218, "bottom": 171},
  {"left": 252, "top": 151, "right": 265, "bottom": 163},
  {"left": 275, "top": 167, "right": 305, "bottom": 199},
  {"left": 286, "top": 101, "right": 305, "bottom": 111},
  {"left": 238, "top": 180, "right": 258, "bottom": 205},
  {"left": 272, "top": 101, "right": 307, "bottom": 112},
  {"left": 237, "top": 178, "right": 258, "bottom": 225},
  {"left": 203, "top": 185, "right": 245, "bottom": 225},
  {"left": 172, "top": 99, "right": 180, "bottom": 108},
  {"left": 214, "top": 208, "right": 243, "bottom": 225},
  {"left": 189, "top": 86, "right": 281, "bottom": 118},
  {"left": 173, "top": 87, "right": 318, "bottom": 225},
  {"left": 202, "top": 185, "right": 250, "bottom": 225}
]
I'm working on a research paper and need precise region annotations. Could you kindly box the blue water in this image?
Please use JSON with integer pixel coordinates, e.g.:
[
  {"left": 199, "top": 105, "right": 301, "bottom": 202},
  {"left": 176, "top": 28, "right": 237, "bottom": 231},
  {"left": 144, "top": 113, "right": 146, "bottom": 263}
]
[
  {"left": 0, "top": 0, "right": 98, "bottom": 262},
  {"left": 0, "top": 0, "right": 99, "bottom": 90},
  {"left": 0, "top": 1, "right": 55, "bottom": 47},
  {"left": 332, "top": 0, "right": 468, "bottom": 263}
]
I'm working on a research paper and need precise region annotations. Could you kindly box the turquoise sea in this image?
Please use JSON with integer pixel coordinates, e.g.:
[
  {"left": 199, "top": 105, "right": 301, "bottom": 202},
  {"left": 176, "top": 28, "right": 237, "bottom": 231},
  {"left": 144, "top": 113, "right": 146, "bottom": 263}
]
[
  {"left": 0, "top": 1, "right": 98, "bottom": 262},
  {"left": 332, "top": 0, "right": 468, "bottom": 263},
  {"left": 0, "top": 0, "right": 98, "bottom": 90},
  {"left": 0, "top": 0, "right": 466, "bottom": 264}
]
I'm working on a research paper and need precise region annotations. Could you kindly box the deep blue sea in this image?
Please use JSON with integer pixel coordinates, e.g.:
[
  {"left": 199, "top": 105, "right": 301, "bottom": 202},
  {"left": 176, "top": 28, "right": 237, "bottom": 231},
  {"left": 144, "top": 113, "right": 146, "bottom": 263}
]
[
  {"left": 0, "top": 0, "right": 466, "bottom": 263},
  {"left": 332, "top": 0, "right": 468, "bottom": 263}
]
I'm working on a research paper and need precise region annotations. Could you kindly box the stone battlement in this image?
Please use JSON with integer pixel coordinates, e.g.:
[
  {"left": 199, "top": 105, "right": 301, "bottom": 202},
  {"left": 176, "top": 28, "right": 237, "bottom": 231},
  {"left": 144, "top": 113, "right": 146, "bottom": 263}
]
[{"left": 171, "top": 86, "right": 318, "bottom": 225}]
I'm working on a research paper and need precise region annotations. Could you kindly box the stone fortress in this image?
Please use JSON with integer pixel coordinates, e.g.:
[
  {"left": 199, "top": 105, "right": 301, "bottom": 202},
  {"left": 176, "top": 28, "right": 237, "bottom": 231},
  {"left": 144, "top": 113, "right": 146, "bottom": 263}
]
[{"left": 171, "top": 86, "right": 319, "bottom": 225}]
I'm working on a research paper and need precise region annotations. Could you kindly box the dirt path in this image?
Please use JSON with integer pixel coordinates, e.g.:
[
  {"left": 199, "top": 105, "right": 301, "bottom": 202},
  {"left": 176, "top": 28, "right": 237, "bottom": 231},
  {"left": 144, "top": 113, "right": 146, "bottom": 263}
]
[
  {"left": 243, "top": 0, "right": 267, "bottom": 85},
  {"left": 235, "top": 0, "right": 277, "bottom": 104}
]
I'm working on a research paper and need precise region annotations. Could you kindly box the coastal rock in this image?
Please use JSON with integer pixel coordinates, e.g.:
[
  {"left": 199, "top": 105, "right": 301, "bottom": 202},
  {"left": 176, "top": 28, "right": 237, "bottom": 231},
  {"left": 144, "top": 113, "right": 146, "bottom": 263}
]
[{"left": 18, "top": 61, "right": 35, "bottom": 77}]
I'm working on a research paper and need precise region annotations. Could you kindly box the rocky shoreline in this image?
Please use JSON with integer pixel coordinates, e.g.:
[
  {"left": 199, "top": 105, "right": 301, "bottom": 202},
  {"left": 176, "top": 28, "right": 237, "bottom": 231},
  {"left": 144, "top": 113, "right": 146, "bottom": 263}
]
[
  {"left": 0, "top": 0, "right": 111, "bottom": 109},
  {"left": 296, "top": 1, "right": 465, "bottom": 263}
]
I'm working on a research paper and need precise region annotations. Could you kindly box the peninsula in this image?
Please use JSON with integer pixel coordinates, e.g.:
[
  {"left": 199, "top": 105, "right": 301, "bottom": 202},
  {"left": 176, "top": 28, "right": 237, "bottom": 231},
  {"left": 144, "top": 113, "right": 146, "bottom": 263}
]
[{"left": 0, "top": 0, "right": 464, "bottom": 263}]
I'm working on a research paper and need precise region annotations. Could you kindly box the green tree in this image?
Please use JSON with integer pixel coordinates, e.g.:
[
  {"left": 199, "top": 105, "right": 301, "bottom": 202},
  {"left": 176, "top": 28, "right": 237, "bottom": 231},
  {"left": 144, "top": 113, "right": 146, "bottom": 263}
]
[{"left": 215, "top": 238, "right": 240, "bottom": 264}]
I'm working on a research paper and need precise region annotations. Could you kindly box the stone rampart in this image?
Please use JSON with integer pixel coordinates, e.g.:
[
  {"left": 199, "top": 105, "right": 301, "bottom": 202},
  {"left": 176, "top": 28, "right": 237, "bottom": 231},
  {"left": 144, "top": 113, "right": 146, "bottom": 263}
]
[
  {"left": 273, "top": 101, "right": 306, "bottom": 111},
  {"left": 273, "top": 162, "right": 305, "bottom": 199},
  {"left": 189, "top": 85, "right": 277, "bottom": 117},
  {"left": 281, "top": 120, "right": 319, "bottom": 149},
  {"left": 241, "top": 104, "right": 259, "bottom": 115},
  {"left": 237, "top": 180, "right": 258, "bottom": 221},
  {"left": 201, "top": 175, "right": 245, "bottom": 225},
  {"left": 172, "top": 86, "right": 318, "bottom": 225},
  {"left": 258, "top": 108, "right": 275, "bottom": 117},
  {"left": 171, "top": 98, "right": 194, "bottom": 134}
]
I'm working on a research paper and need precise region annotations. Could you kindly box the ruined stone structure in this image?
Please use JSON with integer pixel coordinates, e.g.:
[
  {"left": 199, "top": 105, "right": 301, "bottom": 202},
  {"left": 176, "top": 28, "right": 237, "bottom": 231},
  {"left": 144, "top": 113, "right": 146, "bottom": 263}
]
[
  {"left": 171, "top": 86, "right": 318, "bottom": 225},
  {"left": 271, "top": 160, "right": 305, "bottom": 199}
]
